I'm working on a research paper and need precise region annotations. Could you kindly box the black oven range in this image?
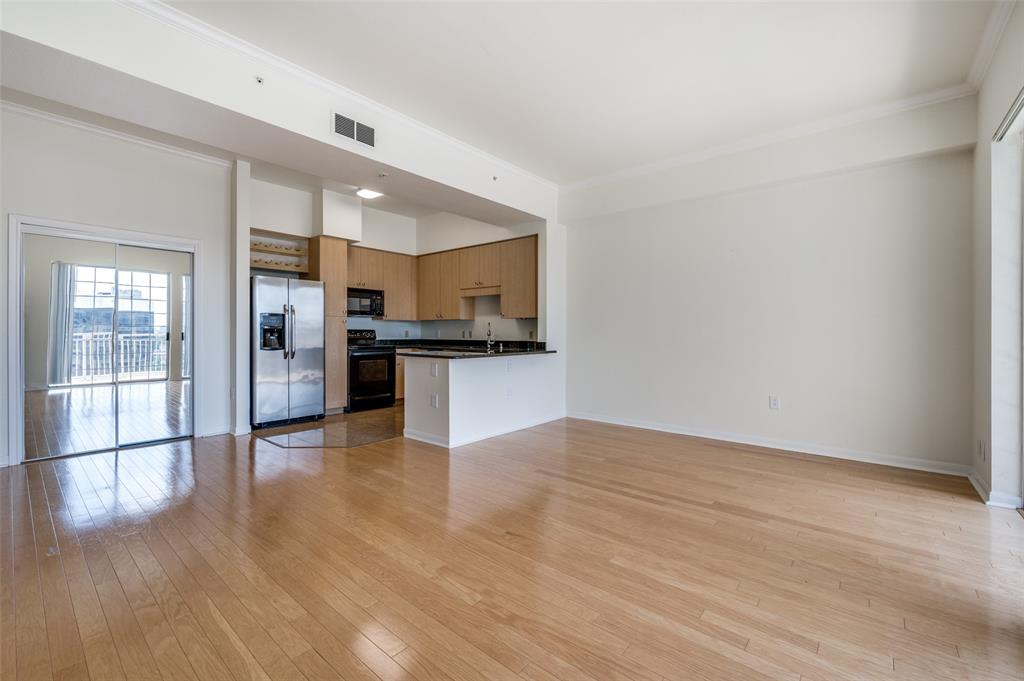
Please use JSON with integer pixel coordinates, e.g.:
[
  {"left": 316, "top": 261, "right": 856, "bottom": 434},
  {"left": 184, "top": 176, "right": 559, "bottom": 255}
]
[{"left": 346, "top": 329, "right": 396, "bottom": 412}]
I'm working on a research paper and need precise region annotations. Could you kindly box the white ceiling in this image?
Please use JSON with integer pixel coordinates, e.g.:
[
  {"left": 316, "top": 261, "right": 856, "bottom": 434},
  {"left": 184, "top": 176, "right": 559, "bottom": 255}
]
[{"left": 171, "top": 1, "right": 994, "bottom": 186}]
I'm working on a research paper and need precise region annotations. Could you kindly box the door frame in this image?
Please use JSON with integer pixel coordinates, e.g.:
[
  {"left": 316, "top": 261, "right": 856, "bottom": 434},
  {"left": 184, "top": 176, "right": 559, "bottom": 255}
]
[{"left": 6, "top": 214, "right": 203, "bottom": 465}]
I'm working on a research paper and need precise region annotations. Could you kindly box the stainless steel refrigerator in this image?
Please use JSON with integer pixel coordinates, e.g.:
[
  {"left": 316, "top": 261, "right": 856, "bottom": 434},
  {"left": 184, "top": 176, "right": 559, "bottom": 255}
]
[{"left": 251, "top": 276, "right": 325, "bottom": 427}]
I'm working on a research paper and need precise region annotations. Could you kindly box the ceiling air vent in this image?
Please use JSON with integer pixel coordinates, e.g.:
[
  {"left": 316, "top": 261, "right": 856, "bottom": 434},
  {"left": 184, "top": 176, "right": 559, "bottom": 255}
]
[
  {"left": 355, "top": 122, "right": 375, "bottom": 147},
  {"left": 333, "top": 112, "right": 375, "bottom": 148},
  {"left": 334, "top": 113, "right": 355, "bottom": 139}
]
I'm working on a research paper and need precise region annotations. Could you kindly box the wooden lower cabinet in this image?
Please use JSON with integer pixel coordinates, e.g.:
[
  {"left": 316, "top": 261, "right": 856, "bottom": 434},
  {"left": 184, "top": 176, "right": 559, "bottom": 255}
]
[
  {"left": 306, "top": 236, "right": 349, "bottom": 411},
  {"left": 324, "top": 316, "right": 347, "bottom": 411},
  {"left": 395, "top": 355, "right": 405, "bottom": 402}
]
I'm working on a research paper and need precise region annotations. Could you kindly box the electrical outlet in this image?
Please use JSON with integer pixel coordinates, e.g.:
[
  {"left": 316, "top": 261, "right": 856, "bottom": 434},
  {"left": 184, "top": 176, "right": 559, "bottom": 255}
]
[
  {"left": 529, "top": 330, "right": 535, "bottom": 340},
  {"left": 404, "top": 329, "right": 409, "bottom": 338},
  {"left": 467, "top": 330, "right": 472, "bottom": 339},
  {"left": 461, "top": 330, "right": 466, "bottom": 338},
  {"left": 435, "top": 329, "right": 441, "bottom": 338},
  {"left": 505, "top": 387, "right": 512, "bottom": 399},
  {"left": 978, "top": 440, "right": 986, "bottom": 461},
  {"left": 430, "top": 362, "right": 439, "bottom": 377},
  {"left": 768, "top": 395, "right": 780, "bottom": 410},
  {"left": 430, "top": 393, "right": 439, "bottom": 409}
]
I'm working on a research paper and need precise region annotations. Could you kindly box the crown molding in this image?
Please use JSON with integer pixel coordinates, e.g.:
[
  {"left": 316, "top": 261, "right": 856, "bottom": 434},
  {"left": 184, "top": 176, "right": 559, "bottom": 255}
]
[
  {"left": 115, "top": 0, "right": 559, "bottom": 192},
  {"left": 561, "top": 82, "right": 977, "bottom": 194},
  {"left": 968, "top": 1, "right": 1016, "bottom": 87},
  {"left": 0, "top": 99, "right": 234, "bottom": 168}
]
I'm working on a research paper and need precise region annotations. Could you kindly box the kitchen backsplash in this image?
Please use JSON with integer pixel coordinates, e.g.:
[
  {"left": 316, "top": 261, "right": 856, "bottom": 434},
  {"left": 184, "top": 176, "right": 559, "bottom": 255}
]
[{"left": 348, "top": 295, "right": 538, "bottom": 341}]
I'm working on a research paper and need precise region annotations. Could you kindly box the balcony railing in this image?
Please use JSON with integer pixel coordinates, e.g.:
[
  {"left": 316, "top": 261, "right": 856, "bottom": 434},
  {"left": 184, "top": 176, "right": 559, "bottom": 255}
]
[{"left": 70, "top": 332, "right": 168, "bottom": 384}]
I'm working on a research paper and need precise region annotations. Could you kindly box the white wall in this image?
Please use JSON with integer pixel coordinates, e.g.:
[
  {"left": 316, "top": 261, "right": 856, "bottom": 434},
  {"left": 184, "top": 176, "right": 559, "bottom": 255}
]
[
  {"left": 972, "top": 4, "right": 1024, "bottom": 506},
  {"left": 417, "top": 212, "right": 530, "bottom": 253},
  {"left": 560, "top": 95, "right": 977, "bottom": 223},
  {"left": 567, "top": 151, "right": 974, "bottom": 474},
  {"left": 250, "top": 179, "right": 313, "bottom": 236},
  {"left": 359, "top": 207, "right": 417, "bottom": 254},
  {"left": 1, "top": 104, "right": 233, "bottom": 459}
]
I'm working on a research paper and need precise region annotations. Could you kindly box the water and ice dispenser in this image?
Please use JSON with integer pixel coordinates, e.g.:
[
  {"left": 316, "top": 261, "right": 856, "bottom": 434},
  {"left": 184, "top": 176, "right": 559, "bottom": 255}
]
[{"left": 258, "top": 313, "right": 285, "bottom": 351}]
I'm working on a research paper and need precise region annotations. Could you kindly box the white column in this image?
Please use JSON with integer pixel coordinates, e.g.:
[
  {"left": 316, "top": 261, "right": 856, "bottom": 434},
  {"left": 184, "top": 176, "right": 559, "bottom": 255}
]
[{"left": 232, "top": 160, "right": 252, "bottom": 435}]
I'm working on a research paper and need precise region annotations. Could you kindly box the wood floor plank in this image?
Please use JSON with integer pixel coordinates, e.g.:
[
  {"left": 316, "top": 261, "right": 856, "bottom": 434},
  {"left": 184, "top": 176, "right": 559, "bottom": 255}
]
[
  {"left": 23, "top": 465, "right": 89, "bottom": 681},
  {"left": 2, "top": 418, "right": 1022, "bottom": 681}
]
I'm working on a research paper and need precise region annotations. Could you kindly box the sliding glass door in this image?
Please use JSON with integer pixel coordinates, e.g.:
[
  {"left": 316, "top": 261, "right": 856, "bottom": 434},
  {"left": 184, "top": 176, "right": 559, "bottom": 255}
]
[
  {"left": 23, "top": 235, "right": 119, "bottom": 459},
  {"left": 115, "top": 245, "right": 193, "bottom": 448},
  {"left": 21, "top": 233, "right": 194, "bottom": 460}
]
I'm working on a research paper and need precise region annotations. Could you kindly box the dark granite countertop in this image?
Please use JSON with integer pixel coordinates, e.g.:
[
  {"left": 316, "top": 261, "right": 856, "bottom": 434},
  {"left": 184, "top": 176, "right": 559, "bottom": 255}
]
[
  {"left": 396, "top": 348, "right": 557, "bottom": 359},
  {"left": 375, "top": 338, "right": 546, "bottom": 352}
]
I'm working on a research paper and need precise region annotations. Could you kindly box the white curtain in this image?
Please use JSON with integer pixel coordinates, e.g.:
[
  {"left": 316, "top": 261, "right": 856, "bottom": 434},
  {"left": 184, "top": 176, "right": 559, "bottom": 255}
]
[{"left": 46, "top": 262, "right": 75, "bottom": 386}]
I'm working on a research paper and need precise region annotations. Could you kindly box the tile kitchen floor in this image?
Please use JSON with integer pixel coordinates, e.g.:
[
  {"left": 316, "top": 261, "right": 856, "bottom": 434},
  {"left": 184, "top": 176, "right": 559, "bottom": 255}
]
[{"left": 254, "top": 404, "right": 404, "bottom": 448}]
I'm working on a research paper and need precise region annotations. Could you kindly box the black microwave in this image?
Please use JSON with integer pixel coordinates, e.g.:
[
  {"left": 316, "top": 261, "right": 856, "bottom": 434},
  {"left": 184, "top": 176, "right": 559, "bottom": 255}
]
[{"left": 347, "top": 288, "right": 385, "bottom": 317}]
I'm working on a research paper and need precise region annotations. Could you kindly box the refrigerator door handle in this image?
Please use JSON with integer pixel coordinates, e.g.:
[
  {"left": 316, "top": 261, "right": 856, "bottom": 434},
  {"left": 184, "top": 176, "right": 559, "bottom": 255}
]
[
  {"left": 290, "top": 304, "right": 297, "bottom": 359},
  {"left": 282, "top": 304, "right": 289, "bottom": 359}
]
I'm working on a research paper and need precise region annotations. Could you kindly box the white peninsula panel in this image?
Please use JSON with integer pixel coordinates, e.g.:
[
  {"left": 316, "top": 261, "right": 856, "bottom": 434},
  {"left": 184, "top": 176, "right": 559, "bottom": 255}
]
[{"left": 402, "top": 353, "right": 560, "bottom": 448}]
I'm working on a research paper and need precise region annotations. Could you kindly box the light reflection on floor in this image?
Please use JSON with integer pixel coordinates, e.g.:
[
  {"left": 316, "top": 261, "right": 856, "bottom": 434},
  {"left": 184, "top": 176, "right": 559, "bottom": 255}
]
[{"left": 254, "top": 405, "right": 404, "bottom": 448}]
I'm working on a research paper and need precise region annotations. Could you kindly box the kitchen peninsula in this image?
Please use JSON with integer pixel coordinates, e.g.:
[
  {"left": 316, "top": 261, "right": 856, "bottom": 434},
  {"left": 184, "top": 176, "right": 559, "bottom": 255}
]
[{"left": 399, "top": 347, "right": 559, "bottom": 448}]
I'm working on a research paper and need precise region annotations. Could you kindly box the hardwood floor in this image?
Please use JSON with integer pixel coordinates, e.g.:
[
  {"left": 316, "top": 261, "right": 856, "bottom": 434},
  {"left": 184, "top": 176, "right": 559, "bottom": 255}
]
[
  {"left": 23, "top": 381, "right": 191, "bottom": 460},
  {"left": 2, "top": 418, "right": 1022, "bottom": 681},
  {"left": 255, "top": 406, "right": 404, "bottom": 449}
]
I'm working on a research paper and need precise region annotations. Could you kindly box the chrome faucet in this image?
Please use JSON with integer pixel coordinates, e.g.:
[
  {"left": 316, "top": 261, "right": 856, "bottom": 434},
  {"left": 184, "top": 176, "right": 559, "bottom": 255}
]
[{"left": 486, "top": 322, "right": 495, "bottom": 353}]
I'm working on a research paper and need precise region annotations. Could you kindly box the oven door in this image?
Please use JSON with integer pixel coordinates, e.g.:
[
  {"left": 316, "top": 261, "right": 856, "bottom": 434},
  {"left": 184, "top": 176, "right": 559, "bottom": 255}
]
[{"left": 347, "top": 348, "right": 395, "bottom": 411}]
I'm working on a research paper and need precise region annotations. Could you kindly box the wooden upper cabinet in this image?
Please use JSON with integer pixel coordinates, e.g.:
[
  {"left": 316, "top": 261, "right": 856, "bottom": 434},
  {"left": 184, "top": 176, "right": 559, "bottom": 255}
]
[
  {"left": 438, "top": 250, "right": 469, "bottom": 319},
  {"left": 348, "top": 246, "right": 385, "bottom": 290},
  {"left": 458, "top": 242, "right": 500, "bottom": 290},
  {"left": 306, "top": 236, "right": 347, "bottom": 318},
  {"left": 417, "top": 252, "right": 441, "bottom": 320},
  {"left": 500, "top": 235, "right": 538, "bottom": 319},
  {"left": 382, "top": 251, "right": 417, "bottom": 321},
  {"left": 418, "top": 251, "right": 472, "bottom": 320}
]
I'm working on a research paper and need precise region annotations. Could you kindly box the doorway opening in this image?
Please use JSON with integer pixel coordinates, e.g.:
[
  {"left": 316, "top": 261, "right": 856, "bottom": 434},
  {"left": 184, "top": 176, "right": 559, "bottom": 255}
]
[{"left": 18, "top": 229, "right": 194, "bottom": 461}]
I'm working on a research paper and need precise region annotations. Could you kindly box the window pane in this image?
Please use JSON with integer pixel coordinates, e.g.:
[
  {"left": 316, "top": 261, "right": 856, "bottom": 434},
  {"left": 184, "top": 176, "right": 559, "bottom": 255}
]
[
  {"left": 151, "top": 286, "right": 167, "bottom": 301},
  {"left": 76, "top": 266, "right": 95, "bottom": 281},
  {"left": 74, "top": 296, "right": 93, "bottom": 310},
  {"left": 95, "top": 282, "right": 114, "bottom": 298},
  {"left": 95, "top": 267, "right": 116, "bottom": 283},
  {"left": 119, "top": 271, "right": 132, "bottom": 285},
  {"left": 75, "top": 281, "right": 95, "bottom": 297},
  {"left": 152, "top": 300, "right": 167, "bottom": 314},
  {"left": 153, "top": 314, "right": 168, "bottom": 330},
  {"left": 132, "top": 271, "right": 150, "bottom": 286},
  {"left": 151, "top": 273, "right": 168, "bottom": 288}
]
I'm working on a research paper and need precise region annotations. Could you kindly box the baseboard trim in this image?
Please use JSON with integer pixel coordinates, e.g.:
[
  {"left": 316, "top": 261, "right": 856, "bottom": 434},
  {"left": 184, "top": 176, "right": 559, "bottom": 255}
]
[
  {"left": 968, "top": 473, "right": 1024, "bottom": 509},
  {"left": 404, "top": 416, "right": 563, "bottom": 450},
  {"left": 567, "top": 411, "right": 972, "bottom": 477},
  {"left": 447, "top": 416, "right": 563, "bottom": 449},
  {"left": 403, "top": 428, "right": 450, "bottom": 448}
]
